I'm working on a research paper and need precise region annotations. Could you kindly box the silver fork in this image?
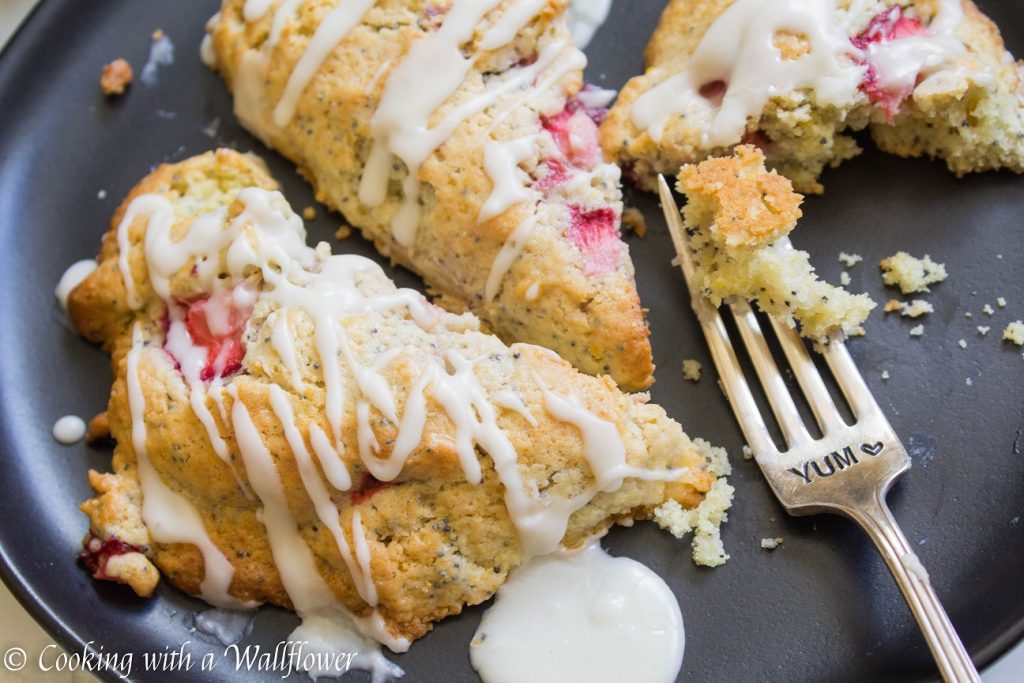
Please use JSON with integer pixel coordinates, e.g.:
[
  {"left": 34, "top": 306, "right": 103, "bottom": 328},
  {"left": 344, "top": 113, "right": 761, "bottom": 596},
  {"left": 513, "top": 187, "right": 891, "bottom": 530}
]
[{"left": 657, "top": 175, "right": 980, "bottom": 683}]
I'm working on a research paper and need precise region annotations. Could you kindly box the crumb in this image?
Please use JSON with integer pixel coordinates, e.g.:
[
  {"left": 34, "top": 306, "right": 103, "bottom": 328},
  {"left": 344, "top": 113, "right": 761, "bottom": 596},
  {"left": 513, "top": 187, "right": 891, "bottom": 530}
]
[
  {"left": 839, "top": 271, "right": 851, "bottom": 286},
  {"left": 654, "top": 478, "right": 735, "bottom": 567},
  {"left": 302, "top": 206, "right": 317, "bottom": 221},
  {"left": 760, "top": 537, "right": 783, "bottom": 550},
  {"left": 997, "top": 254, "right": 1004, "bottom": 260},
  {"left": 909, "top": 324, "right": 924, "bottom": 337},
  {"left": 879, "top": 252, "right": 947, "bottom": 294},
  {"left": 958, "top": 339, "right": 967, "bottom": 349},
  {"left": 881, "top": 370, "right": 890, "bottom": 380},
  {"left": 100, "top": 59, "right": 133, "bottom": 96},
  {"left": 622, "top": 207, "right": 646, "bottom": 238},
  {"left": 335, "top": 225, "right": 352, "bottom": 240},
  {"left": 977, "top": 326, "right": 991, "bottom": 335},
  {"left": 964, "top": 311, "right": 973, "bottom": 318},
  {"left": 85, "top": 412, "right": 111, "bottom": 442},
  {"left": 97, "top": 189, "right": 107, "bottom": 200},
  {"left": 741, "top": 445, "right": 754, "bottom": 460},
  {"left": 1003, "top": 321, "right": 1024, "bottom": 346},
  {"left": 966, "top": 377, "right": 973, "bottom": 386},
  {"left": 997, "top": 297, "right": 1007, "bottom": 308},
  {"left": 982, "top": 304, "right": 995, "bottom": 316},
  {"left": 838, "top": 252, "right": 863, "bottom": 267},
  {"left": 152, "top": 28, "right": 164, "bottom": 40},
  {"left": 681, "top": 359, "right": 702, "bottom": 382},
  {"left": 900, "top": 299, "right": 933, "bottom": 318},
  {"left": 694, "top": 437, "right": 731, "bottom": 477},
  {"left": 883, "top": 299, "right": 902, "bottom": 313}
]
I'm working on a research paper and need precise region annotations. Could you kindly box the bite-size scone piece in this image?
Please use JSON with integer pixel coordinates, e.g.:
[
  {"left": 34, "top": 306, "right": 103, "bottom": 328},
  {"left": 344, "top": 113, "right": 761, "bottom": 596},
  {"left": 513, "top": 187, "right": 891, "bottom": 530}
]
[
  {"left": 602, "top": 0, "right": 1024, "bottom": 194},
  {"left": 204, "top": 0, "right": 655, "bottom": 390},
  {"left": 69, "top": 150, "right": 723, "bottom": 650},
  {"left": 678, "top": 146, "right": 875, "bottom": 338}
]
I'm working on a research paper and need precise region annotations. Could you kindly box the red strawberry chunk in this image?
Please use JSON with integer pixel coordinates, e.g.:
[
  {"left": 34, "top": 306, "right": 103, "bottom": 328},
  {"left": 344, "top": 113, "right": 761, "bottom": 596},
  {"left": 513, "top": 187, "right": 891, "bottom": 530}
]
[
  {"left": 852, "top": 7, "right": 929, "bottom": 120},
  {"left": 567, "top": 205, "right": 622, "bottom": 278},
  {"left": 542, "top": 103, "right": 602, "bottom": 169},
  {"left": 351, "top": 473, "right": 392, "bottom": 505},
  {"left": 79, "top": 535, "right": 142, "bottom": 584},
  {"left": 181, "top": 290, "right": 250, "bottom": 382},
  {"left": 534, "top": 158, "right": 569, "bottom": 190}
]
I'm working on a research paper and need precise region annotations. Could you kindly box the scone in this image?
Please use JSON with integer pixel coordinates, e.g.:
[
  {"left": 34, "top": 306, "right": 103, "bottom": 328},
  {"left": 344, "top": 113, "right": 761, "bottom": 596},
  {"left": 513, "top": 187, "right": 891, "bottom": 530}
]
[
  {"left": 69, "top": 150, "right": 723, "bottom": 650},
  {"left": 203, "top": 0, "right": 656, "bottom": 390},
  {"left": 678, "top": 146, "right": 875, "bottom": 338},
  {"left": 601, "top": 0, "right": 1024, "bottom": 194}
]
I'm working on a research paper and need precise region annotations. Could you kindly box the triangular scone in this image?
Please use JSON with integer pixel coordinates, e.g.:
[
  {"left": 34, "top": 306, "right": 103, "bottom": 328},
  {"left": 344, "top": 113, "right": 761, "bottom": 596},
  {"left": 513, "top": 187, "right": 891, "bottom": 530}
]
[
  {"left": 69, "top": 150, "right": 722, "bottom": 647},
  {"left": 203, "top": 0, "right": 655, "bottom": 390},
  {"left": 678, "top": 146, "right": 876, "bottom": 338},
  {"left": 601, "top": 0, "right": 1024, "bottom": 194}
]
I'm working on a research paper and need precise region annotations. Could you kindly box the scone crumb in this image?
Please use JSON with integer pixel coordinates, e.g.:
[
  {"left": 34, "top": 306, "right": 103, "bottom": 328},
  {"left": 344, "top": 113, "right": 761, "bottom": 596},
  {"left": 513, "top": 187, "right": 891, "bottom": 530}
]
[
  {"left": 966, "top": 377, "right": 974, "bottom": 386},
  {"left": 100, "top": 59, "right": 133, "bottom": 96},
  {"left": 879, "top": 252, "right": 947, "bottom": 294},
  {"left": 840, "top": 271, "right": 851, "bottom": 286},
  {"left": 1003, "top": 321, "right": 1024, "bottom": 346},
  {"left": 909, "top": 324, "right": 924, "bottom": 337},
  {"left": 760, "top": 537, "right": 783, "bottom": 550},
  {"left": 694, "top": 437, "right": 731, "bottom": 477},
  {"left": 983, "top": 304, "right": 995, "bottom": 316},
  {"left": 681, "top": 359, "right": 702, "bottom": 382},
  {"left": 152, "top": 28, "right": 164, "bottom": 41},
  {"left": 302, "top": 206, "right": 317, "bottom": 221},
  {"left": 958, "top": 339, "right": 967, "bottom": 349},
  {"left": 881, "top": 370, "right": 891, "bottom": 380},
  {"left": 654, "top": 477, "right": 735, "bottom": 567},
  {"left": 85, "top": 412, "right": 111, "bottom": 443},
  {"left": 900, "top": 299, "right": 933, "bottom": 318},
  {"left": 741, "top": 445, "right": 754, "bottom": 460},
  {"left": 977, "top": 326, "right": 991, "bottom": 336},
  {"left": 883, "top": 299, "right": 902, "bottom": 313},
  {"left": 335, "top": 225, "right": 352, "bottom": 240},
  {"left": 838, "top": 252, "right": 863, "bottom": 267},
  {"left": 997, "top": 297, "right": 1007, "bottom": 308},
  {"left": 622, "top": 207, "right": 647, "bottom": 238}
]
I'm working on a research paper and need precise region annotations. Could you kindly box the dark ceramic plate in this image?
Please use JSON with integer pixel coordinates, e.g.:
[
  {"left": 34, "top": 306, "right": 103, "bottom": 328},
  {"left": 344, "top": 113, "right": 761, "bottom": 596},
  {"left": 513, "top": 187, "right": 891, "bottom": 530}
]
[{"left": 1, "top": 1, "right": 1022, "bottom": 681}]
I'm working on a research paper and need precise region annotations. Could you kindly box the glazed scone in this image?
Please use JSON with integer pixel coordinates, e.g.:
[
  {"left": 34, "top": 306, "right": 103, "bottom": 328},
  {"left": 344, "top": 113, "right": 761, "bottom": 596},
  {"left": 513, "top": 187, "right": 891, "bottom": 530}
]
[
  {"left": 204, "top": 0, "right": 655, "bottom": 390},
  {"left": 678, "top": 146, "right": 875, "bottom": 339},
  {"left": 69, "top": 150, "right": 723, "bottom": 649},
  {"left": 601, "top": 0, "right": 1024, "bottom": 194}
]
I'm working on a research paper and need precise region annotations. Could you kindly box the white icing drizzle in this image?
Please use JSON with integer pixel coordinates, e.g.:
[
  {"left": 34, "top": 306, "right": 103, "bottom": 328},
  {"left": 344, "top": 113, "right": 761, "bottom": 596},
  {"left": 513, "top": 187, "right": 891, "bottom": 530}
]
[
  {"left": 567, "top": 0, "right": 613, "bottom": 50},
  {"left": 470, "top": 541, "right": 685, "bottom": 683},
  {"left": 125, "top": 325, "right": 248, "bottom": 609},
  {"left": 55, "top": 259, "right": 97, "bottom": 311},
  {"left": 115, "top": 194, "right": 175, "bottom": 309},
  {"left": 272, "top": 0, "right": 377, "bottom": 127},
  {"left": 309, "top": 423, "right": 353, "bottom": 491},
  {"left": 491, "top": 390, "right": 538, "bottom": 426},
  {"left": 269, "top": 309, "right": 305, "bottom": 392},
  {"left": 631, "top": 0, "right": 864, "bottom": 147},
  {"left": 52, "top": 415, "right": 87, "bottom": 444},
  {"left": 478, "top": 136, "right": 539, "bottom": 223},
  {"left": 267, "top": 384, "right": 377, "bottom": 605},
  {"left": 484, "top": 213, "right": 537, "bottom": 303},
  {"left": 228, "top": 383, "right": 409, "bottom": 672},
  {"left": 479, "top": 0, "right": 549, "bottom": 50},
  {"left": 243, "top": 0, "right": 275, "bottom": 22}
]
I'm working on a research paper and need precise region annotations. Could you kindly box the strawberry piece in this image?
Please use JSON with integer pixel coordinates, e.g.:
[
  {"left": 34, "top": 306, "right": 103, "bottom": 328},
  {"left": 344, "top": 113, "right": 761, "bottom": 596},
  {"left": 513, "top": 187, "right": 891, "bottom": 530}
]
[
  {"left": 542, "top": 107, "right": 602, "bottom": 169},
  {"left": 535, "top": 157, "right": 569, "bottom": 190},
  {"left": 79, "top": 535, "right": 142, "bottom": 584},
  {"left": 852, "top": 7, "right": 929, "bottom": 120},
  {"left": 567, "top": 205, "right": 622, "bottom": 278},
  {"left": 351, "top": 473, "right": 392, "bottom": 505},
  {"left": 182, "top": 292, "right": 250, "bottom": 382}
]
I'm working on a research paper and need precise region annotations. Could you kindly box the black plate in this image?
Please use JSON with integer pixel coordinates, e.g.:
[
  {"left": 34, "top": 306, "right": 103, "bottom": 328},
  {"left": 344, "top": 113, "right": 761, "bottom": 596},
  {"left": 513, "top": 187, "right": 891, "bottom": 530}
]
[{"left": 1, "top": 1, "right": 1022, "bottom": 681}]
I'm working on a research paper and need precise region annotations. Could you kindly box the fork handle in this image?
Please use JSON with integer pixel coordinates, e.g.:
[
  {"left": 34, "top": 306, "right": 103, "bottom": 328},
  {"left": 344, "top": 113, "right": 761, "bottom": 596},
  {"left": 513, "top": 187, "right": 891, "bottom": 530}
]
[{"left": 848, "top": 493, "right": 981, "bottom": 683}]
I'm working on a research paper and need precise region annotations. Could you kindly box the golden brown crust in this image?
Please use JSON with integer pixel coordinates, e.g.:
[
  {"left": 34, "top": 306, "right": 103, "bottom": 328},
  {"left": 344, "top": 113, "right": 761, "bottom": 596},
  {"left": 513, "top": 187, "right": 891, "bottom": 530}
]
[
  {"left": 72, "top": 150, "right": 718, "bottom": 643},
  {"left": 208, "top": 0, "right": 654, "bottom": 390}
]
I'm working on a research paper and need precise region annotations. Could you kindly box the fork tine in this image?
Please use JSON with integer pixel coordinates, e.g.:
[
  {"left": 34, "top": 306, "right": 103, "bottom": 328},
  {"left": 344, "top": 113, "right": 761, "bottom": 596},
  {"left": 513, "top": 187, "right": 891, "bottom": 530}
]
[
  {"left": 657, "top": 175, "right": 777, "bottom": 457},
  {"left": 819, "top": 337, "right": 878, "bottom": 419},
  {"left": 766, "top": 316, "right": 847, "bottom": 435},
  {"left": 728, "top": 299, "right": 813, "bottom": 449}
]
